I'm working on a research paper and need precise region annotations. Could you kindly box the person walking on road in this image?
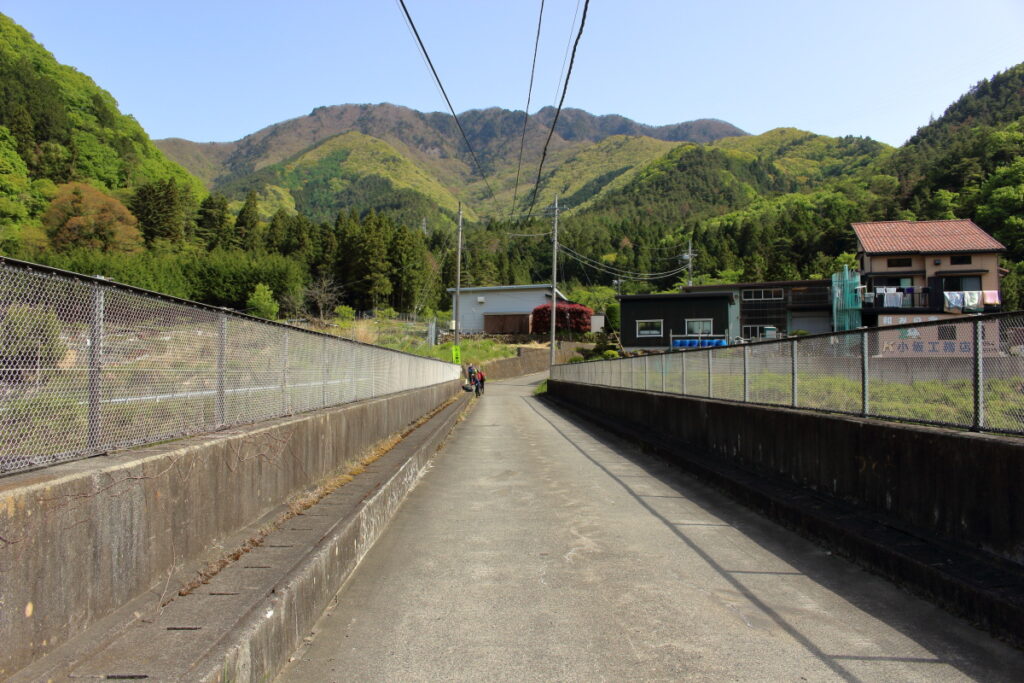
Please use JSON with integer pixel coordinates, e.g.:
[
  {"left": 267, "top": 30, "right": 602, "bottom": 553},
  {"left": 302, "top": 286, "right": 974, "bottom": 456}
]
[
  {"left": 477, "top": 368, "right": 486, "bottom": 395},
  {"left": 467, "top": 364, "right": 479, "bottom": 396}
]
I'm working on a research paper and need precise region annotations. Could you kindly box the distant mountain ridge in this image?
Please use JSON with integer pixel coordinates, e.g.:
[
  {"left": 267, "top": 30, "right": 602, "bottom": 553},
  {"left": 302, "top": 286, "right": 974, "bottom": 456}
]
[{"left": 155, "top": 104, "right": 745, "bottom": 220}]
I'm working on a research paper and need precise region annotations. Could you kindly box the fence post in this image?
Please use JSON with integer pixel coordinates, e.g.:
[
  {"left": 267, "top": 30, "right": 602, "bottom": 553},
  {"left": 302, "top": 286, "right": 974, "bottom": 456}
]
[
  {"left": 86, "top": 283, "right": 104, "bottom": 450},
  {"left": 643, "top": 355, "right": 649, "bottom": 391},
  {"left": 681, "top": 351, "right": 687, "bottom": 395},
  {"left": 790, "top": 339, "right": 798, "bottom": 408},
  {"left": 973, "top": 319, "right": 984, "bottom": 431},
  {"left": 216, "top": 313, "right": 226, "bottom": 425},
  {"left": 282, "top": 330, "right": 290, "bottom": 414},
  {"left": 707, "top": 349, "right": 713, "bottom": 398},
  {"left": 322, "top": 336, "right": 328, "bottom": 408},
  {"left": 742, "top": 345, "right": 750, "bottom": 402},
  {"left": 661, "top": 355, "right": 666, "bottom": 393},
  {"left": 861, "top": 330, "right": 869, "bottom": 417}
]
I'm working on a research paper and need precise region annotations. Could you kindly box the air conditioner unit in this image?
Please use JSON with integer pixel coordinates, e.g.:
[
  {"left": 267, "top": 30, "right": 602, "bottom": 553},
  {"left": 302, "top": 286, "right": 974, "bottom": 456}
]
[{"left": 477, "top": 296, "right": 486, "bottom": 304}]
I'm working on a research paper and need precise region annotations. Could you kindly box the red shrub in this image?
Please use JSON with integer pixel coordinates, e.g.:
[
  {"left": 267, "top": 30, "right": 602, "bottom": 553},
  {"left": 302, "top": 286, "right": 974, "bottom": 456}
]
[{"left": 530, "top": 302, "right": 593, "bottom": 334}]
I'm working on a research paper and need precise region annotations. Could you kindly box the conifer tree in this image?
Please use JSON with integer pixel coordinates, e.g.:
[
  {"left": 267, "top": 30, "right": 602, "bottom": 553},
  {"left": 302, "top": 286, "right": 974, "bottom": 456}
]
[
  {"left": 360, "top": 211, "right": 393, "bottom": 309},
  {"left": 234, "top": 191, "right": 261, "bottom": 250},
  {"left": 129, "top": 179, "right": 195, "bottom": 243},
  {"left": 265, "top": 208, "right": 290, "bottom": 253},
  {"left": 389, "top": 224, "right": 427, "bottom": 312},
  {"left": 196, "top": 193, "right": 231, "bottom": 249}
]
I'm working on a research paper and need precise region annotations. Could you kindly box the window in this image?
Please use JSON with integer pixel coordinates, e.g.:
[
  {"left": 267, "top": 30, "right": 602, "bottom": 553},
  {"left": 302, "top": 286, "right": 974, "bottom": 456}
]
[
  {"left": 950, "top": 254, "right": 972, "bottom": 265},
  {"left": 942, "top": 275, "right": 982, "bottom": 291},
  {"left": 742, "top": 325, "right": 780, "bottom": 339},
  {"left": 887, "top": 257, "right": 912, "bottom": 268},
  {"left": 636, "top": 319, "right": 663, "bottom": 337},
  {"left": 685, "top": 319, "right": 713, "bottom": 335},
  {"left": 741, "top": 288, "right": 784, "bottom": 301}
]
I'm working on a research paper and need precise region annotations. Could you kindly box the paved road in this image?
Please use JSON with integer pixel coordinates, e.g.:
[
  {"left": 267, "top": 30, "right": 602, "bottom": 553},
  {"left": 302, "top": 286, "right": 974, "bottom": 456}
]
[{"left": 278, "top": 373, "right": 1024, "bottom": 682}]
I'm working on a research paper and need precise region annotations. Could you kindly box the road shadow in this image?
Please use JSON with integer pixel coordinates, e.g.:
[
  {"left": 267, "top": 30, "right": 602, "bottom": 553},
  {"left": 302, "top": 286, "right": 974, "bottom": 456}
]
[{"left": 524, "top": 394, "right": 1024, "bottom": 682}]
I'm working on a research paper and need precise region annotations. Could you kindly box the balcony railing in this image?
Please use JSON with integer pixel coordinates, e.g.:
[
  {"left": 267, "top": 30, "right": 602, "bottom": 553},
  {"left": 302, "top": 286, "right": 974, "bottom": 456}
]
[{"left": 863, "top": 290, "right": 930, "bottom": 309}]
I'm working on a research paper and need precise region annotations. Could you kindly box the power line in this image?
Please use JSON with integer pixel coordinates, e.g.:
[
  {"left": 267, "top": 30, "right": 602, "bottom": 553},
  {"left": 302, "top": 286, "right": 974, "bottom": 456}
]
[
  {"left": 559, "top": 244, "right": 689, "bottom": 281},
  {"left": 505, "top": 230, "right": 552, "bottom": 238},
  {"left": 525, "top": 0, "right": 591, "bottom": 220},
  {"left": 561, "top": 253, "right": 689, "bottom": 282},
  {"left": 552, "top": 0, "right": 584, "bottom": 104},
  {"left": 396, "top": 0, "right": 498, "bottom": 209},
  {"left": 510, "top": 0, "right": 546, "bottom": 220}
]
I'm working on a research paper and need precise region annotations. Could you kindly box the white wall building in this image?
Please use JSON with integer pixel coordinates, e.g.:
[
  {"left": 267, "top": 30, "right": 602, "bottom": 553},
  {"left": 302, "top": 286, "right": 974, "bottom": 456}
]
[{"left": 447, "top": 285, "right": 569, "bottom": 334}]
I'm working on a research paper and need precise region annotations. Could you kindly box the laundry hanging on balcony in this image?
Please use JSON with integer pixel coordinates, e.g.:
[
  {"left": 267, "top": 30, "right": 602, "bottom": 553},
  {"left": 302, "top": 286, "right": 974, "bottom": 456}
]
[{"left": 943, "top": 291, "right": 964, "bottom": 314}]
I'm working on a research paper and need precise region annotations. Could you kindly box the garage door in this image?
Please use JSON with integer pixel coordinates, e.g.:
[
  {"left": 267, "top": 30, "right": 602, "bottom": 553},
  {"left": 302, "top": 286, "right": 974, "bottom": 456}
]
[
  {"left": 484, "top": 314, "right": 530, "bottom": 334},
  {"left": 791, "top": 312, "right": 832, "bottom": 335}
]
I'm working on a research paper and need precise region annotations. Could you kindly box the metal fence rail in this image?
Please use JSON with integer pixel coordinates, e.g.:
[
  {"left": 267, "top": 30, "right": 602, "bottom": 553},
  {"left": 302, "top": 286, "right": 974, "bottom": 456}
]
[
  {"left": 552, "top": 312, "right": 1024, "bottom": 436},
  {"left": 0, "top": 258, "right": 460, "bottom": 476}
]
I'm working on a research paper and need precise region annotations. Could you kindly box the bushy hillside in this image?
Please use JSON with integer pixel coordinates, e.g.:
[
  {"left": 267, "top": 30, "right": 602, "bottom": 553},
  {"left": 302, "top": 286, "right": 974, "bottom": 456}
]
[
  {"left": 0, "top": 15, "right": 201, "bottom": 192},
  {"left": 885, "top": 63, "right": 1024, "bottom": 255}
]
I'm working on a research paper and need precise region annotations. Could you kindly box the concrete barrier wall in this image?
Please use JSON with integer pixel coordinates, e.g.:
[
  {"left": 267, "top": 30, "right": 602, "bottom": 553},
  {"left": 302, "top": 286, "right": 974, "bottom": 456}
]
[
  {"left": 480, "top": 344, "right": 590, "bottom": 381},
  {"left": 547, "top": 380, "right": 1024, "bottom": 566},
  {"left": 0, "top": 380, "right": 459, "bottom": 677}
]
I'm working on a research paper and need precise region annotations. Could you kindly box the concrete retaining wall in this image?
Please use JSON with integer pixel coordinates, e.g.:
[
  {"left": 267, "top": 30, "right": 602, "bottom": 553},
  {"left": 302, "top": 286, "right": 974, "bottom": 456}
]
[
  {"left": 547, "top": 380, "right": 1024, "bottom": 566},
  {"left": 0, "top": 381, "right": 459, "bottom": 677},
  {"left": 480, "top": 344, "right": 590, "bottom": 381}
]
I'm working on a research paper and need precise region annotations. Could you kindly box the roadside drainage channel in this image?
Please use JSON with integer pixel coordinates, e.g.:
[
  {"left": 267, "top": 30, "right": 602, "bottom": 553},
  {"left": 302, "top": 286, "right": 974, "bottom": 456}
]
[{"left": 13, "top": 392, "right": 473, "bottom": 682}]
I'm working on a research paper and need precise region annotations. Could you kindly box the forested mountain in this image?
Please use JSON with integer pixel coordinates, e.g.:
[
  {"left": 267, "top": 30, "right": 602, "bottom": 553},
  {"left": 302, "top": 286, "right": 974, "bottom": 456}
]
[{"left": 155, "top": 103, "right": 744, "bottom": 222}]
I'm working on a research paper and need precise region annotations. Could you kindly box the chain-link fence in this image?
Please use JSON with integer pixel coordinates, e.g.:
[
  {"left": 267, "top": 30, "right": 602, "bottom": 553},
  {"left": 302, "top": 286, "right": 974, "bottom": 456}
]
[
  {"left": 552, "top": 312, "right": 1024, "bottom": 436},
  {"left": 0, "top": 258, "right": 460, "bottom": 477}
]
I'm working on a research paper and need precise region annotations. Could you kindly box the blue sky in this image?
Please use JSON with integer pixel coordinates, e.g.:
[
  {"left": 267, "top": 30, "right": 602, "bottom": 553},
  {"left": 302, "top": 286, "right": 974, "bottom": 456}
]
[{"left": 4, "top": 1, "right": 1023, "bottom": 146}]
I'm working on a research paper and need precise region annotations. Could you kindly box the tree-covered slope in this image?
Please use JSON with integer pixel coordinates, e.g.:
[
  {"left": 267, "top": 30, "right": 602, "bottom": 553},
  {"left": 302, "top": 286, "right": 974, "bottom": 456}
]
[
  {"left": 0, "top": 13, "right": 203, "bottom": 251},
  {"left": 884, "top": 63, "right": 1024, "bottom": 255},
  {"left": 0, "top": 13, "right": 201, "bottom": 194},
  {"left": 532, "top": 135, "right": 678, "bottom": 213},
  {"left": 216, "top": 130, "right": 472, "bottom": 228},
  {"left": 155, "top": 103, "right": 747, "bottom": 216}
]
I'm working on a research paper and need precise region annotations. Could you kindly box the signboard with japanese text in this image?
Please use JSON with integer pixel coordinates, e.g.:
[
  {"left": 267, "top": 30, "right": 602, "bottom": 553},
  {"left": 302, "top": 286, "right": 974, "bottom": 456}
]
[
  {"left": 451, "top": 345, "right": 461, "bottom": 365},
  {"left": 876, "top": 314, "right": 999, "bottom": 357}
]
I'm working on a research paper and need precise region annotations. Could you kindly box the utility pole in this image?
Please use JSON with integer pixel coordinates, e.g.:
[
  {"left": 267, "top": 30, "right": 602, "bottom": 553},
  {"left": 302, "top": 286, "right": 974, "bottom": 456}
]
[
  {"left": 549, "top": 194, "right": 559, "bottom": 367},
  {"left": 686, "top": 238, "right": 694, "bottom": 287},
  {"left": 454, "top": 203, "right": 463, "bottom": 351}
]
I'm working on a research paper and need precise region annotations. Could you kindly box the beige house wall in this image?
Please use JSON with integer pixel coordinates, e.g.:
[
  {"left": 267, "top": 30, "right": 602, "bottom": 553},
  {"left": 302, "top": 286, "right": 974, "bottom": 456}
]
[{"left": 860, "top": 251, "right": 1001, "bottom": 291}]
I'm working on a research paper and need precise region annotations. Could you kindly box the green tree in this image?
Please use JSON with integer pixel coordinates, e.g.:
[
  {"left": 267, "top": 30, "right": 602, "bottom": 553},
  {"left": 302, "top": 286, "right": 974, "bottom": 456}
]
[
  {"left": 246, "top": 282, "right": 279, "bottom": 320},
  {"left": 234, "top": 191, "right": 262, "bottom": 250},
  {"left": 388, "top": 223, "right": 427, "bottom": 312},
  {"left": 976, "top": 157, "right": 1024, "bottom": 258},
  {"left": 196, "top": 193, "right": 232, "bottom": 249},
  {"left": 43, "top": 182, "right": 142, "bottom": 253},
  {"left": 333, "top": 304, "right": 356, "bottom": 322},
  {"left": 604, "top": 302, "right": 620, "bottom": 332},
  {"left": 129, "top": 178, "right": 195, "bottom": 243},
  {"left": 1000, "top": 260, "right": 1024, "bottom": 311},
  {"left": 567, "top": 285, "right": 618, "bottom": 313},
  {"left": 265, "top": 208, "right": 290, "bottom": 253}
]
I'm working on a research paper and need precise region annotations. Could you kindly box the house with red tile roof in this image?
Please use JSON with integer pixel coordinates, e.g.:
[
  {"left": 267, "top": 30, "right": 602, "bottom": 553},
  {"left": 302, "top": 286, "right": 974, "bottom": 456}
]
[{"left": 852, "top": 219, "right": 1005, "bottom": 324}]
